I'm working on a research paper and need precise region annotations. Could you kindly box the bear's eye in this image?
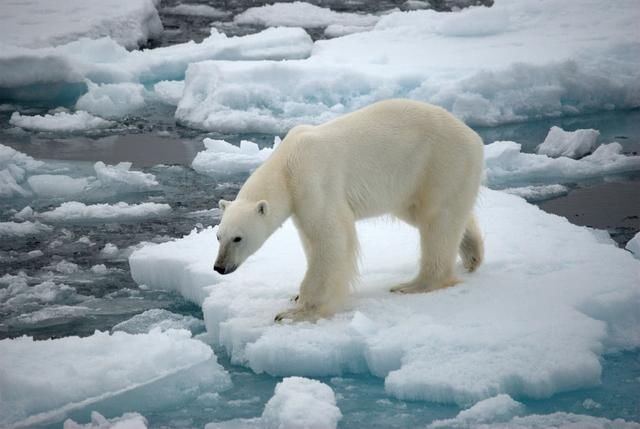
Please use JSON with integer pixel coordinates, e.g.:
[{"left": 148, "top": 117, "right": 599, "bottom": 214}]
[{"left": 233, "top": 236, "right": 242, "bottom": 243}]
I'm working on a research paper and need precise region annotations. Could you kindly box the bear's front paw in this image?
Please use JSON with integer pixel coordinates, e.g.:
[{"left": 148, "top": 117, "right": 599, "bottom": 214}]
[
  {"left": 390, "top": 281, "right": 427, "bottom": 294},
  {"left": 274, "top": 306, "right": 319, "bottom": 323}
]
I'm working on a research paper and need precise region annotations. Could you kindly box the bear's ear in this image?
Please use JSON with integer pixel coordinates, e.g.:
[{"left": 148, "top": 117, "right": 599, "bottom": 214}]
[
  {"left": 218, "top": 199, "right": 230, "bottom": 211},
  {"left": 256, "top": 200, "right": 269, "bottom": 216}
]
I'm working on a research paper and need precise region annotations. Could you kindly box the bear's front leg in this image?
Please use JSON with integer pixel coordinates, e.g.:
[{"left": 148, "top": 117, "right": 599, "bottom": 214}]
[{"left": 275, "top": 209, "right": 357, "bottom": 322}]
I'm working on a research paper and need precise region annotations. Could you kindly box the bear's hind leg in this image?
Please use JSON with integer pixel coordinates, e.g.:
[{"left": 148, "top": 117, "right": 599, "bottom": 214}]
[{"left": 391, "top": 211, "right": 466, "bottom": 294}]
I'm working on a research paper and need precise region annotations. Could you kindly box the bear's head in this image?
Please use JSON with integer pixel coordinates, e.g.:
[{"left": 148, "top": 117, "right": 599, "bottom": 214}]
[{"left": 214, "top": 198, "right": 270, "bottom": 275}]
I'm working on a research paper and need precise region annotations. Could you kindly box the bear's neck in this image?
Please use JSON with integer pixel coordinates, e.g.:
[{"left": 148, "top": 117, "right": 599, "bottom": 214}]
[{"left": 238, "top": 164, "right": 292, "bottom": 232}]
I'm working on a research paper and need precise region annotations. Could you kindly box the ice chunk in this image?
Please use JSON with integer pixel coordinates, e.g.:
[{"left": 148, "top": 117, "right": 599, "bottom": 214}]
[
  {"left": 485, "top": 141, "right": 640, "bottom": 187},
  {"left": 130, "top": 189, "right": 640, "bottom": 405},
  {"left": 54, "top": 260, "right": 80, "bottom": 274},
  {"left": 466, "top": 412, "right": 640, "bottom": 429},
  {"left": 0, "top": 279, "right": 85, "bottom": 317},
  {"left": 76, "top": 82, "right": 146, "bottom": 118},
  {"left": 0, "top": 221, "right": 53, "bottom": 237},
  {"left": 11, "top": 305, "right": 91, "bottom": 328},
  {"left": 152, "top": 80, "right": 184, "bottom": 106},
  {"left": 90, "top": 264, "right": 109, "bottom": 274},
  {"left": 163, "top": 4, "right": 230, "bottom": 19},
  {"left": 0, "top": 27, "right": 312, "bottom": 103},
  {"left": 112, "top": 309, "right": 205, "bottom": 335},
  {"left": 93, "top": 161, "right": 158, "bottom": 190},
  {"left": 27, "top": 174, "right": 91, "bottom": 198},
  {"left": 235, "top": 2, "right": 379, "bottom": 30},
  {"left": 38, "top": 201, "right": 171, "bottom": 223},
  {"left": 14, "top": 206, "right": 34, "bottom": 221},
  {"left": 10, "top": 110, "right": 115, "bottom": 132},
  {"left": 430, "top": 394, "right": 524, "bottom": 427},
  {"left": 0, "top": 0, "right": 162, "bottom": 49},
  {"left": 501, "top": 184, "right": 569, "bottom": 202},
  {"left": 206, "top": 377, "right": 341, "bottom": 429},
  {"left": 0, "top": 143, "right": 45, "bottom": 197},
  {"left": 537, "top": 126, "right": 600, "bottom": 159},
  {"left": 0, "top": 329, "right": 224, "bottom": 427},
  {"left": 191, "top": 139, "right": 277, "bottom": 177},
  {"left": 179, "top": 1, "right": 640, "bottom": 133},
  {"left": 64, "top": 411, "right": 148, "bottom": 429},
  {"left": 626, "top": 232, "right": 640, "bottom": 259}
]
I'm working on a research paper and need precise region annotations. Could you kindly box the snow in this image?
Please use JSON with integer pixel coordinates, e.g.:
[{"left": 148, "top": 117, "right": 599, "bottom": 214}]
[
  {"left": 64, "top": 412, "right": 148, "bottom": 429},
  {"left": 192, "top": 138, "right": 279, "bottom": 177},
  {"left": 537, "top": 126, "right": 601, "bottom": 159},
  {"left": 0, "top": 220, "right": 53, "bottom": 237},
  {"left": 163, "top": 4, "right": 230, "bottom": 19},
  {"left": 179, "top": 0, "right": 640, "bottom": 133},
  {"left": 0, "top": 329, "right": 228, "bottom": 427},
  {"left": 626, "top": 232, "right": 640, "bottom": 259},
  {"left": 429, "top": 394, "right": 524, "bottom": 428},
  {"left": 501, "top": 184, "right": 569, "bottom": 203},
  {"left": 38, "top": 201, "right": 171, "bottom": 223},
  {"left": 130, "top": 188, "right": 640, "bottom": 406},
  {"left": 112, "top": 309, "right": 205, "bottom": 335},
  {"left": 9, "top": 111, "right": 115, "bottom": 132},
  {"left": 0, "top": 27, "right": 313, "bottom": 102},
  {"left": 485, "top": 141, "right": 640, "bottom": 188},
  {"left": 0, "top": 0, "right": 162, "bottom": 49},
  {"left": 206, "top": 377, "right": 341, "bottom": 429},
  {"left": 234, "top": 2, "right": 379, "bottom": 31}
]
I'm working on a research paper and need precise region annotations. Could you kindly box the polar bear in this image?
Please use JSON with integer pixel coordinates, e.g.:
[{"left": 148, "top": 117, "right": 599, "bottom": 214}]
[{"left": 214, "top": 99, "right": 484, "bottom": 321}]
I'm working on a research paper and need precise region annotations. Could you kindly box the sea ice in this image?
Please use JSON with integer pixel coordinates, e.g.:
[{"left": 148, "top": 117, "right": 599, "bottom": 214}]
[
  {"left": 112, "top": 309, "right": 205, "bottom": 335},
  {"left": 27, "top": 175, "right": 91, "bottom": 198},
  {"left": 0, "top": 221, "right": 53, "bottom": 237},
  {"left": 178, "top": 0, "right": 640, "bottom": 133},
  {"left": 537, "top": 126, "right": 601, "bottom": 159},
  {"left": 9, "top": 111, "right": 115, "bottom": 132},
  {"left": 469, "top": 412, "right": 640, "bottom": 429},
  {"left": 429, "top": 394, "right": 524, "bottom": 428},
  {"left": 234, "top": 2, "right": 379, "bottom": 32},
  {"left": 76, "top": 82, "right": 147, "bottom": 118},
  {"left": 0, "top": 329, "right": 227, "bottom": 427},
  {"left": 152, "top": 81, "right": 185, "bottom": 106},
  {"left": 191, "top": 138, "right": 279, "bottom": 177},
  {"left": 38, "top": 201, "right": 171, "bottom": 223},
  {"left": 206, "top": 377, "right": 342, "bottom": 429},
  {"left": 485, "top": 141, "right": 640, "bottom": 188},
  {"left": 130, "top": 188, "right": 640, "bottom": 405},
  {"left": 162, "top": 4, "right": 230, "bottom": 19},
  {"left": 0, "top": 0, "right": 162, "bottom": 49},
  {"left": 64, "top": 411, "right": 148, "bottom": 429},
  {"left": 0, "top": 143, "right": 45, "bottom": 198},
  {"left": 501, "top": 184, "right": 569, "bottom": 202},
  {"left": 92, "top": 161, "right": 159, "bottom": 191},
  {"left": 626, "top": 232, "right": 640, "bottom": 259}
]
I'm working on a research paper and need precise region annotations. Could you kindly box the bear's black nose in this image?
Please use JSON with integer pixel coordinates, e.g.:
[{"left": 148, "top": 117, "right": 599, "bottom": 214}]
[{"left": 214, "top": 265, "right": 225, "bottom": 274}]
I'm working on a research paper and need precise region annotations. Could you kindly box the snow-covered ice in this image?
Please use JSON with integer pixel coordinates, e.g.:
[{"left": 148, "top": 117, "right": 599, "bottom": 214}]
[
  {"left": 130, "top": 188, "right": 640, "bottom": 405},
  {"left": 485, "top": 141, "right": 640, "bottom": 188},
  {"left": 0, "top": 221, "right": 53, "bottom": 237},
  {"left": 234, "top": 2, "right": 379, "bottom": 32},
  {"left": 38, "top": 201, "right": 171, "bottom": 223},
  {"left": 0, "top": 329, "right": 228, "bottom": 427},
  {"left": 64, "top": 411, "right": 148, "bottom": 429},
  {"left": 537, "top": 126, "right": 601, "bottom": 159},
  {"left": 178, "top": 0, "right": 640, "bottom": 133},
  {"left": 0, "top": 0, "right": 162, "bottom": 49},
  {"left": 626, "top": 232, "right": 640, "bottom": 259},
  {"left": 192, "top": 138, "right": 279, "bottom": 177},
  {"left": 9, "top": 111, "right": 115, "bottom": 132},
  {"left": 501, "top": 184, "right": 569, "bottom": 203},
  {"left": 0, "top": 27, "right": 313, "bottom": 103},
  {"left": 206, "top": 377, "right": 342, "bottom": 429}
]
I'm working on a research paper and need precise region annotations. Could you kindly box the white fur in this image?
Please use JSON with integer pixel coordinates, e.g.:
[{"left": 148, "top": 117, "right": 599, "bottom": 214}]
[{"left": 215, "top": 99, "right": 485, "bottom": 321}]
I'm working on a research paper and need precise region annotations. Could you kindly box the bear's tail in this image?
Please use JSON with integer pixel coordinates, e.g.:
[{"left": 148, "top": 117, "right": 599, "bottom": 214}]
[{"left": 459, "top": 214, "right": 483, "bottom": 272}]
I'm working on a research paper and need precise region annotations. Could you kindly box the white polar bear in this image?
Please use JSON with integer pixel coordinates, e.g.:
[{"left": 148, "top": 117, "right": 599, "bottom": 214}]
[{"left": 214, "top": 99, "right": 485, "bottom": 321}]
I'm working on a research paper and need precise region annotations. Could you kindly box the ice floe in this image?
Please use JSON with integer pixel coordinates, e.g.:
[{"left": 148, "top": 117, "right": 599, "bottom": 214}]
[
  {"left": 191, "top": 138, "right": 279, "bottom": 177},
  {"left": 0, "top": 329, "right": 228, "bottom": 427},
  {"left": 537, "top": 126, "right": 601, "bottom": 159},
  {"left": 234, "top": 2, "right": 379, "bottom": 33},
  {"left": 130, "top": 188, "right": 640, "bottom": 405},
  {"left": 112, "top": 308, "right": 205, "bottom": 335},
  {"left": 76, "top": 82, "right": 147, "bottom": 118},
  {"left": 27, "top": 175, "right": 91, "bottom": 198},
  {"left": 0, "top": 0, "right": 162, "bottom": 49},
  {"left": 64, "top": 411, "right": 148, "bottom": 429},
  {"left": 9, "top": 111, "right": 115, "bottom": 132},
  {"left": 178, "top": 0, "right": 640, "bottom": 133},
  {"left": 429, "top": 394, "right": 524, "bottom": 428},
  {"left": 206, "top": 377, "right": 341, "bottom": 429},
  {"left": 162, "top": 4, "right": 230, "bottom": 19},
  {"left": 38, "top": 201, "right": 171, "bottom": 223},
  {"left": 0, "top": 144, "right": 45, "bottom": 198},
  {"left": 626, "top": 232, "right": 640, "bottom": 259},
  {"left": 0, "top": 221, "right": 53, "bottom": 237}
]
